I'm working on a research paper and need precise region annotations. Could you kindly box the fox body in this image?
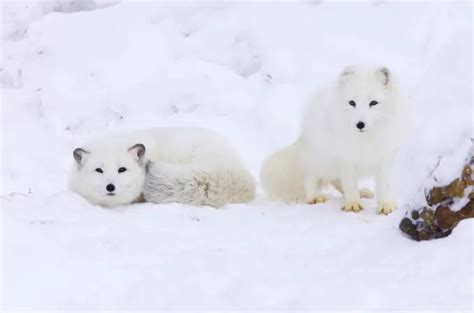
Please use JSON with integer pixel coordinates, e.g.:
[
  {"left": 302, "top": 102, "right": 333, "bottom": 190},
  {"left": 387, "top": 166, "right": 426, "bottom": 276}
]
[
  {"left": 70, "top": 128, "right": 255, "bottom": 207},
  {"left": 261, "top": 65, "right": 406, "bottom": 214}
]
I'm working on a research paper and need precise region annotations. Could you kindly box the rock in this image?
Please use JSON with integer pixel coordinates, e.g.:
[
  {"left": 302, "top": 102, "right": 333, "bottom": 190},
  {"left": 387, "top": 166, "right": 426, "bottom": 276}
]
[{"left": 400, "top": 150, "right": 473, "bottom": 241}]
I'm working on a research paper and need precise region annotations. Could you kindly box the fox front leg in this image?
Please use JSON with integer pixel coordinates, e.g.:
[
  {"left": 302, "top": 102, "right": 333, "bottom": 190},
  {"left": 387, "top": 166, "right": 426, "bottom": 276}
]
[
  {"left": 304, "top": 174, "right": 327, "bottom": 204},
  {"left": 340, "top": 164, "right": 363, "bottom": 213},
  {"left": 376, "top": 156, "right": 396, "bottom": 215}
]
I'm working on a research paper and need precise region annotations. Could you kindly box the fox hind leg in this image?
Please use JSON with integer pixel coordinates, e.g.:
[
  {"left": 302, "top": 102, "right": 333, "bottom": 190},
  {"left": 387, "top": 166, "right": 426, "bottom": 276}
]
[{"left": 332, "top": 179, "right": 374, "bottom": 199}]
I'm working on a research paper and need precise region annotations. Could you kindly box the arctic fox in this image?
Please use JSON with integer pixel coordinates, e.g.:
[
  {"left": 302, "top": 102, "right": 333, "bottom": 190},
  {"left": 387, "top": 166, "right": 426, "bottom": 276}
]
[
  {"left": 260, "top": 65, "right": 406, "bottom": 214},
  {"left": 70, "top": 127, "right": 255, "bottom": 207}
]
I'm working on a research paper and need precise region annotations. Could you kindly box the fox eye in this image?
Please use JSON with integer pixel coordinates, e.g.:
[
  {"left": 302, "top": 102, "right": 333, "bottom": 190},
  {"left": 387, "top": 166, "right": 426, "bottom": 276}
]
[
  {"left": 369, "top": 100, "right": 378, "bottom": 107},
  {"left": 95, "top": 168, "right": 103, "bottom": 173},
  {"left": 118, "top": 167, "right": 127, "bottom": 173},
  {"left": 349, "top": 100, "right": 356, "bottom": 107}
]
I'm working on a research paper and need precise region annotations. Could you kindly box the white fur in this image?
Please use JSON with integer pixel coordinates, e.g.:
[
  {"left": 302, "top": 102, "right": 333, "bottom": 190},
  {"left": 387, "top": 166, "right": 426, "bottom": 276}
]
[
  {"left": 70, "top": 127, "right": 255, "bottom": 207},
  {"left": 260, "top": 65, "right": 406, "bottom": 214}
]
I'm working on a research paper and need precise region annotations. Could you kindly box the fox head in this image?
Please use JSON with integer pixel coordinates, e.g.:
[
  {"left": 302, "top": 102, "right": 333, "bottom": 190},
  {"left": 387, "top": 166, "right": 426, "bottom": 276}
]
[
  {"left": 335, "top": 65, "right": 399, "bottom": 135},
  {"left": 70, "top": 143, "right": 147, "bottom": 207}
]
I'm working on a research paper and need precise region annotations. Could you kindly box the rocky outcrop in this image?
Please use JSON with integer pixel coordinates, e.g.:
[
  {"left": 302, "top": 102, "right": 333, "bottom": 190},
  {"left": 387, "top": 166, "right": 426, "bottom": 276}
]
[{"left": 399, "top": 151, "right": 473, "bottom": 241}]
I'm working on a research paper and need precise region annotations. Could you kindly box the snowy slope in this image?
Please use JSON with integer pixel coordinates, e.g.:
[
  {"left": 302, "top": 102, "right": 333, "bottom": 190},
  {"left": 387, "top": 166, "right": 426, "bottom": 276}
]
[{"left": 1, "top": 1, "right": 473, "bottom": 310}]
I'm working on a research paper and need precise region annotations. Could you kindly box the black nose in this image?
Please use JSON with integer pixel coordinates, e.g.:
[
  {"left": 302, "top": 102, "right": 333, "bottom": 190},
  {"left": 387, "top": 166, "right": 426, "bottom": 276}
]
[
  {"left": 106, "top": 184, "right": 115, "bottom": 192},
  {"left": 356, "top": 122, "right": 365, "bottom": 130}
]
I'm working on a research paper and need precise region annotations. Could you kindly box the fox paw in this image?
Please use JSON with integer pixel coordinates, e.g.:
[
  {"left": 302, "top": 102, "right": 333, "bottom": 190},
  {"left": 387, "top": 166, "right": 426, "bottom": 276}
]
[
  {"left": 378, "top": 202, "right": 396, "bottom": 215},
  {"left": 359, "top": 188, "right": 374, "bottom": 199},
  {"left": 307, "top": 195, "right": 327, "bottom": 205},
  {"left": 342, "top": 201, "right": 363, "bottom": 213}
]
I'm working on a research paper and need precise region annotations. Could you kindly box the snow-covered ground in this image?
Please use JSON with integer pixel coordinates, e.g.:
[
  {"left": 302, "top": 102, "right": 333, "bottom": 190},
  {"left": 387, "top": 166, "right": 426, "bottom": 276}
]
[{"left": 1, "top": 0, "right": 472, "bottom": 310}]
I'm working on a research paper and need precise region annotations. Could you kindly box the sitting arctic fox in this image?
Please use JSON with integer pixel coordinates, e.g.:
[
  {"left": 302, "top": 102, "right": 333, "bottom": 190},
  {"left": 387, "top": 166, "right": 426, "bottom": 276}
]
[
  {"left": 260, "top": 65, "right": 406, "bottom": 214},
  {"left": 70, "top": 127, "right": 255, "bottom": 207}
]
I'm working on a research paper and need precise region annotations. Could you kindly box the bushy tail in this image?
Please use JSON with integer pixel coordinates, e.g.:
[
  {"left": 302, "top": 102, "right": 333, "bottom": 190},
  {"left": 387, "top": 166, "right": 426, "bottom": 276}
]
[
  {"left": 143, "top": 161, "right": 255, "bottom": 208},
  {"left": 260, "top": 141, "right": 306, "bottom": 202}
]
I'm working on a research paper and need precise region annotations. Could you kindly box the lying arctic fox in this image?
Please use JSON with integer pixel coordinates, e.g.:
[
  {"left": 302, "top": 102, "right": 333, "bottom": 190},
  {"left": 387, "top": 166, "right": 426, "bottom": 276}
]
[
  {"left": 70, "top": 128, "right": 255, "bottom": 207},
  {"left": 261, "top": 65, "right": 406, "bottom": 214}
]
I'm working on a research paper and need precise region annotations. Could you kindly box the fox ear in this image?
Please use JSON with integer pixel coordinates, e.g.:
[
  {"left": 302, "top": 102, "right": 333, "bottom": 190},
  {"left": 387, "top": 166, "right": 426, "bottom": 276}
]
[
  {"left": 338, "top": 66, "right": 356, "bottom": 87},
  {"left": 128, "top": 143, "right": 146, "bottom": 164},
  {"left": 375, "top": 66, "right": 390, "bottom": 86},
  {"left": 73, "top": 148, "right": 89, "bottom": 167}
]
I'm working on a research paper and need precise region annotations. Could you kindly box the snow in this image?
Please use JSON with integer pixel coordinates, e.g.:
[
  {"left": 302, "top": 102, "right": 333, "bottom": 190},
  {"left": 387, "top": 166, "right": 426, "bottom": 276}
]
[{"left": 1, "top": 0, "right": 473, "bottom": 310}]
